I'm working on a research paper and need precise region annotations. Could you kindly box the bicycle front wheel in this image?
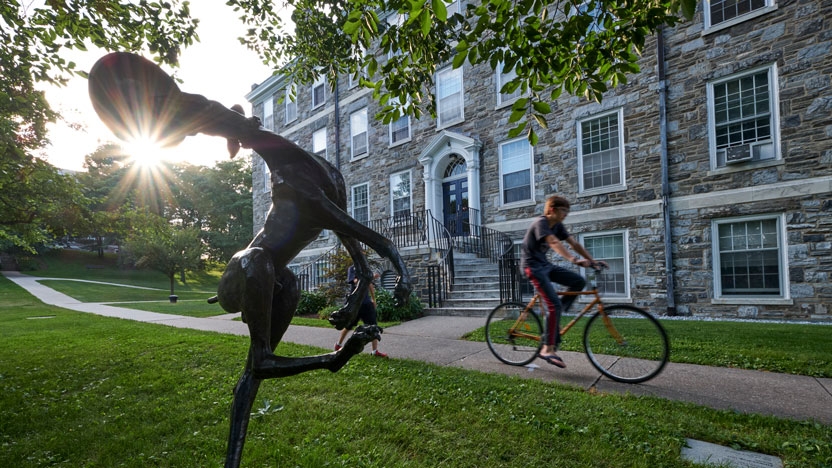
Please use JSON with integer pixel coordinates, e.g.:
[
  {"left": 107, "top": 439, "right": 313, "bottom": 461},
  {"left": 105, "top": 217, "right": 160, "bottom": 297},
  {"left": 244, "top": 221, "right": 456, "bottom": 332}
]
[
  {"left": 485, "top": 302, "right": 543, "bottom": 366},
  {"left": 583, "top": 305, "right": 669, "bottom": 383}
]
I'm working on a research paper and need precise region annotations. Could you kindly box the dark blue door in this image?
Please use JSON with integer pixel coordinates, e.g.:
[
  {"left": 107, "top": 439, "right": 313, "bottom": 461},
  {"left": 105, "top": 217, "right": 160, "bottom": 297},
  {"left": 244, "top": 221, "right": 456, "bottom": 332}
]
[{"left": 442, "top": 178, "right": 469, "bottom": 236}]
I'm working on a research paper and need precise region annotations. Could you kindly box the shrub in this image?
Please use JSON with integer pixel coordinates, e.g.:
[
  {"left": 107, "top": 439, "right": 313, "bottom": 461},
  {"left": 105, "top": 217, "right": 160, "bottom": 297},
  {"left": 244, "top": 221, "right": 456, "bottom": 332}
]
[
  {"left": 375, "top": 288, "right": 423, "bottom": 322},
  {"left": 296, "top": 290, "right": 328, "bottom": 316},
  {"left": 318, "top": 304, "right": 340, "bottom": 321}
]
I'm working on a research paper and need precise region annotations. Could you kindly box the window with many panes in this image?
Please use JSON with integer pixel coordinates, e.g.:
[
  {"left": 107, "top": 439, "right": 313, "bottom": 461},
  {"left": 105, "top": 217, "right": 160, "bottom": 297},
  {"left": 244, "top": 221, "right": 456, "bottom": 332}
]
[
  {"left": 578, "top": 109, "right": 625, "bottom": 193},
  {"left": 390, "top": 171, "right": 411, "bottom": 220},
  {"left": 312, "top": 76, "right": 326, "bottom": 109},
  {"left": 496, "top": 62, "right": 522, "bottom": 107},
  {"left": 580, "top": 231, "right": 629, "bottom": 297},
  {"left": 389, "top": 97, "right": 411, "bottom": 145},
  {"left": 284, "top": 85, "right": 297, "bottom": 124},
  {"left": 706, "top": 0, "right": 772, "bottom": 29},
  {"left": 262, "top": 159, "right": 271, "bottom": 194},
  {"left": 351, "top": 183, "right": 369, "bottom": 224},
  {"left": 436, "top": 67, "right": 464, "bottom": 128},
  {"left": 708, "top": 65, "right": 778, "bottom": 168},
  {"left": 262, "top": 95, "right": 274, "bottom": 131},
  {"left": 713, "top": 215, "right": 785, "bottom": 298},
  {"left": 499, "top": 137, "right": 533, "bottom": 205},
  {"left": 350, "top": 108, "right": 368, "bottom": 158},
  {"left": 312, "top": 128, "right": 327, "bottom": 158}
]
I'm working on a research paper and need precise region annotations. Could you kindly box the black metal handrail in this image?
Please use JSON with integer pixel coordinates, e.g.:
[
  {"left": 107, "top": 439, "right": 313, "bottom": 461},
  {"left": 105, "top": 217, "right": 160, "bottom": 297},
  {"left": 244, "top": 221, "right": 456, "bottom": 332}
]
[{"left": 294, "top": 243, "right": 342, "bottom": 292}]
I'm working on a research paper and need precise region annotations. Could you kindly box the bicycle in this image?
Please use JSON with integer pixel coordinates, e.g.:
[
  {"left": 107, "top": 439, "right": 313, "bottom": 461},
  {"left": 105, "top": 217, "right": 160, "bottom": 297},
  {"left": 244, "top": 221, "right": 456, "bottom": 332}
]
[{"left": 485, "top": 266, "right": 669, "bottom": 383}]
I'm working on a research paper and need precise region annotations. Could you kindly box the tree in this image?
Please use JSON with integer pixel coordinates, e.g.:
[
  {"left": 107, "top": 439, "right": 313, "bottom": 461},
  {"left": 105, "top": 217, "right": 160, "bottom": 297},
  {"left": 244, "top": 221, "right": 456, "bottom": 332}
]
[
  {"left": 0, "top": 157, "right": 87, "bottom": 252},
  {"left": 123, "top": 209, "right": 204, "bottom": 298},
  {"left": 229, "top": 0, "right": 696, "bottom": 144},
  {"left": 1, "top": 1, "right": 197, "bottom": 252}
]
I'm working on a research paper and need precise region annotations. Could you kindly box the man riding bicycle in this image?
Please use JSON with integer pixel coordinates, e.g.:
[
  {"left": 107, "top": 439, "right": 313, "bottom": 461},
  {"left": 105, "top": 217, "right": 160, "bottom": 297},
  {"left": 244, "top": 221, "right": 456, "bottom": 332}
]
[{"left": 520, "top": 195, "right": 607, "bottom": 368}]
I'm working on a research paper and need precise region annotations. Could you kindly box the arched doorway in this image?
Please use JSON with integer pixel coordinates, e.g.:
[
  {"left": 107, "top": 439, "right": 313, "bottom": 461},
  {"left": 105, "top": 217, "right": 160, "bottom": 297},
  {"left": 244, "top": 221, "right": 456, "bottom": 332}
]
[{"left": 418, "top": 131, "right": 482, "bottom": 238}]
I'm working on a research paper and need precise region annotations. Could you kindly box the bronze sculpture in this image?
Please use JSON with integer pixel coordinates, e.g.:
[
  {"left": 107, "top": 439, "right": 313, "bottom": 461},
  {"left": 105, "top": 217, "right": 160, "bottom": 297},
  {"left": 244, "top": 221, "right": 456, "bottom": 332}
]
[{"left": 88, "top": 52, "right": 412, "bottom": 468}]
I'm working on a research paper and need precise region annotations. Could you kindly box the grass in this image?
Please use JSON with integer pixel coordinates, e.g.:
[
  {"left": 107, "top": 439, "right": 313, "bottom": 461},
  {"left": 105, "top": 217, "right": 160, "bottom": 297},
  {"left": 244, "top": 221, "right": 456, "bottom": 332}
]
[{"left": 1, "top": 276, "right": 830, "bottom": 468}]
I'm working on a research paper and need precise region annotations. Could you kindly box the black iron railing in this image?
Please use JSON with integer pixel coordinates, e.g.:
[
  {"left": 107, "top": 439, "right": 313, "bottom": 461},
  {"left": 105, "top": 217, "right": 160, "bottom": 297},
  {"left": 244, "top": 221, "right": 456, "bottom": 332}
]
[{"left": 294, "top": 244, "right": 342, "bottom": 292}]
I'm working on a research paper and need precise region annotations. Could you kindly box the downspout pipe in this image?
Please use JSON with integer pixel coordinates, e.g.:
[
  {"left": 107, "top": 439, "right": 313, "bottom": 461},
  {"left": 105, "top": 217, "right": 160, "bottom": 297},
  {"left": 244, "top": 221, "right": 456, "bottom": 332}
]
[
  {"left": 334, "top": 79, "right": 341, "bottom": 170},
  {"left": 658, "top": 25, "right": 677, "bottom": 315}
]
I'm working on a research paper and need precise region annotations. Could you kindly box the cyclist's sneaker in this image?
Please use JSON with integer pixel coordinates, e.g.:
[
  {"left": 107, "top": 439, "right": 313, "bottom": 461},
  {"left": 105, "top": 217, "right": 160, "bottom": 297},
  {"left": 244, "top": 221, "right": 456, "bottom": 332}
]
[
  {"left": 372, "top": 350, "right": 388, "bottom": 358},
  {"left": 334, "top": 343, "right": 342, "bottom": 351}
]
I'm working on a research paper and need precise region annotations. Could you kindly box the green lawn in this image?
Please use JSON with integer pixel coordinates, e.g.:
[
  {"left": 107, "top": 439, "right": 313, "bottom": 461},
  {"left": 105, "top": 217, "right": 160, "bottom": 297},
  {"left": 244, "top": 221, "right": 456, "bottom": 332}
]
[{"left": 1, "top": 276, "right": 830, "bottom": 468}]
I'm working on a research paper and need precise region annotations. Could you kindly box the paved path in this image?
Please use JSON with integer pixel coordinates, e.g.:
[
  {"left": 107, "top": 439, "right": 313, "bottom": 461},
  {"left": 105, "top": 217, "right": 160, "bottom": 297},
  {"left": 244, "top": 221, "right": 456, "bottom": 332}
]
[{"left": 4, "top": 271, "right": 831, "bottom": 425}]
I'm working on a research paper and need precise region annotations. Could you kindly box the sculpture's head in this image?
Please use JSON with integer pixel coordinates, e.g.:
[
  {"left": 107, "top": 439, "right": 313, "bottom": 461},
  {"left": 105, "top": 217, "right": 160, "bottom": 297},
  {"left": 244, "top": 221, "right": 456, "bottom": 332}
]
[{"left": 88, "top": 52, "right": 187, "bottom": 147}]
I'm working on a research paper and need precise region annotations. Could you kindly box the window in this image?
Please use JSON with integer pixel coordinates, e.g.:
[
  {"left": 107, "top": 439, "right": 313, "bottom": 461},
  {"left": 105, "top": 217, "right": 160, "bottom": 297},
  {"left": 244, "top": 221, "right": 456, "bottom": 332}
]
[
  {"left": 706, "top": 0, "right": 772, "bottom": 28},
  {"left": 499, "top": 137, "right": 532, "bottom": 204},
  {"left": 262, "top": 159, "right": 271, "bottom": 194},
  {"left": 578, "top": 109, "right": 625, "bottom": 193},
  {"left": 312, "top": 128, "right": 327, "bottom": 157},
  {"left": 436, "top": 67, "right": 464, "bottom": 128},
  {"left": 496, "top": 62, "right": 522, "bottom": 107},
  {"left": 350, "top": 108, "right": 368, "bottom": 158},
  {"left": 262, "top": 95, "right": 274, "bottom": 131},
  {"left": 284, "top": 85, "right": 297, "bottom": 124},
  {"left": 708, "top": 66, "right": 778, "bottom": 168},
  {"left": 390, "top": 171, "right": 412, "bottom": 220},
  {"left": 312, "top": 76, "right": 326, "bottom": 109},
  {"left": 351, "top": 183, "right": 369, "bottom": 224},
  {"left": 581, "top": 231, "right": 628, "bottom": 297},
  {"left": 389, "top": 98, "right": 411, "bottom": 145},
  {"left": 713, "top": 215, "right": 786, "bottom": 298}
]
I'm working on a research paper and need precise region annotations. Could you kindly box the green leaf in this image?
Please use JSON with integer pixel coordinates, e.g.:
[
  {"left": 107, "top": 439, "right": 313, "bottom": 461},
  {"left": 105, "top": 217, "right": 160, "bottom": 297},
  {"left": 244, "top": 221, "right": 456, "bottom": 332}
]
[
  {"left": 528, "top": 127, "right": 538, "bottom": 146},
  {"left": 421, "top": 10, "right": 431, "bottom": 36},
  {"left": 532, "top": 100, "right": 551, "bottom": 114},
  {"left": 452, "top": 51, "right": 467, "bottom": 68},
  {"left": 432, "top": 0, "right": 448, "bottom": 22},
  {"left": 508, "top": 121, "right": 527, "bottom": 138},
  {"left": 532, "top": 113, "right": 548, "bottom": 129},
  {"left": 509, "top": 107, "right": 525, "bottom": 123}
]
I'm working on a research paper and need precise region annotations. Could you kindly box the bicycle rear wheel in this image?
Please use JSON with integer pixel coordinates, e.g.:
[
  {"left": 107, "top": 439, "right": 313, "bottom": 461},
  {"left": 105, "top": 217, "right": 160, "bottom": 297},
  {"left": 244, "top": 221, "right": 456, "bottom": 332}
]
[
  {"left": 485, "top": 302, "right": 543, "bottom": 366},
  {"left": 583, "top": 305, "right": 669, "bottom": 383}
]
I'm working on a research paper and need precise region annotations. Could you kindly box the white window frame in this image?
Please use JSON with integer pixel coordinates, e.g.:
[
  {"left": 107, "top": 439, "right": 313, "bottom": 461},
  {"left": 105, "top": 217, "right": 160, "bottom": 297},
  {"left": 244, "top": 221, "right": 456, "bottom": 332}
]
[
  {"left": 704, "top": 0, "right": 776, "bottom": 32},
  {"left": 351, "top": 183, "right": 370, "bottom": 224},
  {"left": 578, "top": 230, "right": 630, "bottom": 299},
  {"left": 445, "top": 0, "right": 461, "bottom": 16},
  {"left": 389, "top": 97, "right": 411, "bottom": 146},
  {"left": 711, "top": 214, "right": 789, "bottom": 302},
  {"left": 436, "top": 66, "right": 464, "bottom": 129},
  {"left": 350, "top": 107, "right": 369, "bottom": 159},
  {"left": 707, "top": 64, "right": 781, "bottom": 170},
  {"left": 312, "top": 127, "right": 327, "bottom": 158},
  {"left": 262, "top": 159, "right": 270, "bottom": 194},
  {"left": 496, "top": 62, "right": 522, "bottom": 108},
  {"left": 577, "top": 108, "right": 626, "bottom": 195},
  {"left": 284, "top": 85, "right": 297, "bottom": 124},
  {"left": 389, "top": 170, "right": 412, "bottom": 221},
  {"left": 263, "top": 95, "right": 274, "bottom": 131},
  {"left": 312, "top": 76, "right": 326, "bottom": 109},
  {"left": 498, "top": 137, "right": 534, "bottom": 206}
]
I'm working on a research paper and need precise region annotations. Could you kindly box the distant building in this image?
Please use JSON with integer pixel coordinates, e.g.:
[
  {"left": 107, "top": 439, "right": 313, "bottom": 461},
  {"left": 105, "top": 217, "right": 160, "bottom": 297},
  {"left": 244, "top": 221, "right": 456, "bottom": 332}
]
[{"left": 246, "top": 0, "right": 831, "bottom": 321}]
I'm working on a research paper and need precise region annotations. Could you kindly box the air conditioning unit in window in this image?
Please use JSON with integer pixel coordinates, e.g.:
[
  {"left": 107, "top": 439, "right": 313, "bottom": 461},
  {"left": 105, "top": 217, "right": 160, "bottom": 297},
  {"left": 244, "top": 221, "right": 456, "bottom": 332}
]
[{"left": 725, "top": 144, "right": 752, "bottom": 164}]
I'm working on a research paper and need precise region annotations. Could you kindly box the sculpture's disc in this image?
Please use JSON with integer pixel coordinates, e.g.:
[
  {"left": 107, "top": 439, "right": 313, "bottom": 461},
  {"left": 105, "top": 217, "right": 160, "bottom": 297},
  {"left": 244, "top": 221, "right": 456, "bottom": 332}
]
[{"left": 88, "top": 52, "right": 186, "bottom": 147}]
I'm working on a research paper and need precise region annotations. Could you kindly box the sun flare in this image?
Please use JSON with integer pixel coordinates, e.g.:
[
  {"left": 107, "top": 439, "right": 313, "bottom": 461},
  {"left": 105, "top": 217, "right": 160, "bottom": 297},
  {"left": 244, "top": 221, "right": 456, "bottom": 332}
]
[{"left": 124, "top": 137, "right": 167, "bottom": 169}]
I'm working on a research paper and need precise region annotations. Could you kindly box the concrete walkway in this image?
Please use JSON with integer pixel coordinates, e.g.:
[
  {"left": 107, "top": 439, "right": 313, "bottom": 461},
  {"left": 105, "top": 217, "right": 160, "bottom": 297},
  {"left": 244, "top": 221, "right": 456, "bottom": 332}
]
[{"left": 4, "top": 271, "right": 831, "bottom": 425}]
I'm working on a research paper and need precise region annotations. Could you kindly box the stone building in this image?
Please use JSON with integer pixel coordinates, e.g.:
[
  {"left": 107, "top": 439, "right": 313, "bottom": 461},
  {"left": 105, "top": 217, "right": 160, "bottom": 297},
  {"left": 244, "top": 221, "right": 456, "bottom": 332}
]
[{"left": 245, "top": 0, "right": 831, "bottom": 321}]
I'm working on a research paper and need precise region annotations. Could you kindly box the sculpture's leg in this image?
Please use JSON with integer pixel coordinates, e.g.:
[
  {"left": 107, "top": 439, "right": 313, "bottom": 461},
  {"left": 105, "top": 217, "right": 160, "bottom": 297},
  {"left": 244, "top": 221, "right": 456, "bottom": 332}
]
[
  {"left": 217, "top": 248, "right": 276, "bottom": 366},
  {"left": 329, "top": 234, "right": 375, "bottom": 329},
  {"left": 224, "top": 360, "right": 261, "bottom": 468},
  {"left": 316, "top": 199, "right": 412, "bottom": 306}
]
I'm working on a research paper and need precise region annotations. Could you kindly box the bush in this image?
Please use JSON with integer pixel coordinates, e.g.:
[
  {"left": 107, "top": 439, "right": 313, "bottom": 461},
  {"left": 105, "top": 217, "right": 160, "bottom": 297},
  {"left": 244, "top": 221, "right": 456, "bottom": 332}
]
[
  {"left": 375, "top": 288, "right": 423, "bottom": 322},
  {"left": 318, "top": 304, "right": 339, "bottom": 321},
  {"left": 296, "top": 290, "right": 328, "bottom": 316}
]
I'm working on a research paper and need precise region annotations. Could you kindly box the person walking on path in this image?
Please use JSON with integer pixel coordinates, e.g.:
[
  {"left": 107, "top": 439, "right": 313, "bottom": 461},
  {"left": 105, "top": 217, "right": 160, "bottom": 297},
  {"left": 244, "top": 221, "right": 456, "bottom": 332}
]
[
  {"left": 335, "top": 265, "right": 387, "bottom": 357},
  {"left": 520, "top": 195, "right": 606, "bottom": 368}
]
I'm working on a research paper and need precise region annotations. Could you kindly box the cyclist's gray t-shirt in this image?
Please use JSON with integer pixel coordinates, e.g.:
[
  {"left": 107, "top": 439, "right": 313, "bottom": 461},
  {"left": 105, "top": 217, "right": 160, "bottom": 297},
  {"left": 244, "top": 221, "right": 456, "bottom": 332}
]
[{"left": 520, "top": 216, "right": 569, "bottom": 270}]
